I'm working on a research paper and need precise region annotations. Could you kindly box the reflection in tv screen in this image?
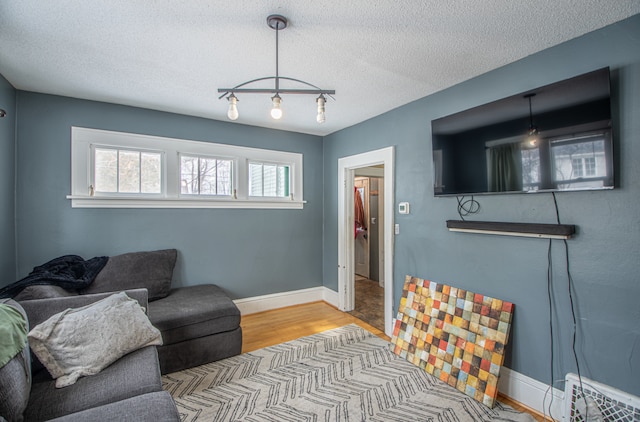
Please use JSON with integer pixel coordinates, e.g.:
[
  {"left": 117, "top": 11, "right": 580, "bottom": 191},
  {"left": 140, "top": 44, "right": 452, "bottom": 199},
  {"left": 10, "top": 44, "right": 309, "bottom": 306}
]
[{"left": 431, "top": 68, "right": 614, "bottom": 196}]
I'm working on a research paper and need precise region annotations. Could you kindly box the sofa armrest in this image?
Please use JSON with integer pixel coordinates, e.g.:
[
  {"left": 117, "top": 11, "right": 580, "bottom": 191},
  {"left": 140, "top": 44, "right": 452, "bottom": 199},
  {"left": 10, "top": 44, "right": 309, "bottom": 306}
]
[{"left": 19, "top": 288, "right": 149, "bottom": 328}]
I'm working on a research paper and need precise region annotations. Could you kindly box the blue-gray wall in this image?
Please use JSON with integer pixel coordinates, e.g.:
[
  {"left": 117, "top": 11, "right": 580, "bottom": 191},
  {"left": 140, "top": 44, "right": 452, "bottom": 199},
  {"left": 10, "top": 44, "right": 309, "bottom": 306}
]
[
  {"left": 3, "top": 12, "right": 639, "bottom": 398},
  {"left": 13, "top": 93, "right": 324, "bottom": 299},
  {"left": 0, "top": 75, "right": 16, "bottom": 282},
  {"left": 323, "top": 14, "right": 640, "bottom": 396}
]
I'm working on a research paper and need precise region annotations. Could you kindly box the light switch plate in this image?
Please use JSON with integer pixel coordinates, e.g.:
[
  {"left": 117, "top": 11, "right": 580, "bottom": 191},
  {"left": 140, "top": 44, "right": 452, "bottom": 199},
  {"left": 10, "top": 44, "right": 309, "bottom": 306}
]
[{"left": 399, "top": 202, "right": 410, "bottom": 214}]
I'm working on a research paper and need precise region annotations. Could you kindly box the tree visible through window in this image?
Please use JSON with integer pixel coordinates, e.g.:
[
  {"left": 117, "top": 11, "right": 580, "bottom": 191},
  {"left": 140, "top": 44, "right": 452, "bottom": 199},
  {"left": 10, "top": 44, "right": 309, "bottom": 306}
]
[
  {"left": 552, "top": 137, "right": 605, "bottom": 187},
  {"left": 180, "top": 155, "right": 232, "bottom": 195},
  {"left": 94, "top": 148, "right": 161, "bottom": 194},
  {"left": 521, "top": 147, "right": 540, "bottom": 191},
  {"left": 72, "top": 127, "right": 304, "bottom": 208}
]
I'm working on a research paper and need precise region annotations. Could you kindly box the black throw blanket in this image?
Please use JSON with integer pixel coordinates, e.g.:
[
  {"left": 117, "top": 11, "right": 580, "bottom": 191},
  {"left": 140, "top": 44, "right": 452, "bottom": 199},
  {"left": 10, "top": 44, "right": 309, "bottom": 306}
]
[{"left": 0, "top": 255, "right": 108, "bottom": 299}]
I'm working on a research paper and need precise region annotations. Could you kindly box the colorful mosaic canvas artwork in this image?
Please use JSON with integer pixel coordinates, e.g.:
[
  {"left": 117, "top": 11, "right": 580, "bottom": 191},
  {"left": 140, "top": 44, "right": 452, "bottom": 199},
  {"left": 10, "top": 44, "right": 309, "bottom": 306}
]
[{"left": 390, "top": 275, "right": 515, "bottom": 408}]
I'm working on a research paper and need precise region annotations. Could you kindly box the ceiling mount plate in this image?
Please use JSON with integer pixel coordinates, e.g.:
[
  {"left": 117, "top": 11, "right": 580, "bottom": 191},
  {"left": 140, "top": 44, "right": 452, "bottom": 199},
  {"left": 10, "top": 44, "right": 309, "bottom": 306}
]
[{"left": 267, "top": 14, "right": 288, "bottom": 30}]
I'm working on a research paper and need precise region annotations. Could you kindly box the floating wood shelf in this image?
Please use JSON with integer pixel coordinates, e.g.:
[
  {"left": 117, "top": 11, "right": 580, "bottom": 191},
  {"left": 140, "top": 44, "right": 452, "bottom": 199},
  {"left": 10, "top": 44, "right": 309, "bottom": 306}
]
[{"left": 446, "top": 220, "right": 576, "bottom": 239}]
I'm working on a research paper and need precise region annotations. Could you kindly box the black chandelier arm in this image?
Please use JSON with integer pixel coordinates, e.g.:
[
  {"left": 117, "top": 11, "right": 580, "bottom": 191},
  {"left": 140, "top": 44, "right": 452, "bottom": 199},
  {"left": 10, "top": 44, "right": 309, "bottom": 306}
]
[{"left": 218, "top": 76, "right": 335, "bottom": 100}]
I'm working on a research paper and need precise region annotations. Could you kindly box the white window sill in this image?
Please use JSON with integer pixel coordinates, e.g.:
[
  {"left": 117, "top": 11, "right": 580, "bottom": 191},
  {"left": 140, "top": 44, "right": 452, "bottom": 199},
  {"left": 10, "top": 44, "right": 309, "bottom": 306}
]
[{"left": 66, "top": 195, "right": 306, "bottom": 209}]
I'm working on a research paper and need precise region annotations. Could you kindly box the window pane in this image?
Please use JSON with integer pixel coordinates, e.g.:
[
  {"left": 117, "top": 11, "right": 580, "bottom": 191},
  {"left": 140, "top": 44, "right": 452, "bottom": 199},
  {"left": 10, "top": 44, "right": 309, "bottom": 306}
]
[
  {"left": 180, "top": 156, "right": 198, "bottom": 194},
  {"left": 217, "top": 160, "right": 231, "bottom": 195},
  {"left": 118, "top": 150, "right": 140, "bottom": 193},
  {"left": 551, "top": 138, "right": 607, "bottom": 189},
  {"left": 199, "top": 158, "right": 217, "bottom": 195},
  {"left": 278, "top": 165, "right": 289, "bottom": 197},
  {"left": 249, "top": 162, "right": 289, "bottom": 197},
  {"left": 181, "top": 156, "right": 232, "bottom": 196},
  {"left": 94, "top": 148, "right": 118, "bottom": 193},
  {"left": 521, "top": 148, "right": 540, "bottom": 191},
  {"left": 141, "top": 152, "right": 161, "bottom": 193},
  {"left": 263, "top": 164, "right": 277, "bottom": 197},
  {"left": 571, "top": 158, "right": 584, "bottom": 177},
  {"left": 585, "top": 157, "right": 596, "bottom": 176},
  {"left": 249, "top": 163, "right": 263, "bottom": 196},
  {"left": 552, "top": 139, "right": 605, "bottom": 181}
]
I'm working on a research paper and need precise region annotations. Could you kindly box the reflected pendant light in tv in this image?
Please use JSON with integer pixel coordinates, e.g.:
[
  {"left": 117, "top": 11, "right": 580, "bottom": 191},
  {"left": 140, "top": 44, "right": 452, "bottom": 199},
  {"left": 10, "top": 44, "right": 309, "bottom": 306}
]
[{"left": 431, "top": 67, "right": 614, "bottom": 196}]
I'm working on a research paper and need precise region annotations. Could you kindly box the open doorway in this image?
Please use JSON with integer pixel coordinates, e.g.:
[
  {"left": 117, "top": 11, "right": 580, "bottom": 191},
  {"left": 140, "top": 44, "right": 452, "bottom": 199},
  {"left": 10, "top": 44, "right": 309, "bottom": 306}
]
[
  {"left": 337, "top": 147, "right": 394, "bottom": 337},
  {"left": 349, "top": 170, "right": 385, "bottom": 330}
]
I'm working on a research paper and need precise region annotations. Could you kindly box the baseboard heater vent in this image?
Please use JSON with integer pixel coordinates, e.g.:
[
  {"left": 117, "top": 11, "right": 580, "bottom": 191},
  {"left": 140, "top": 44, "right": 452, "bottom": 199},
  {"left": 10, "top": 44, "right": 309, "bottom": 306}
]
[{"left": 564, "top": 373, "right": 640, "bottom": 422}]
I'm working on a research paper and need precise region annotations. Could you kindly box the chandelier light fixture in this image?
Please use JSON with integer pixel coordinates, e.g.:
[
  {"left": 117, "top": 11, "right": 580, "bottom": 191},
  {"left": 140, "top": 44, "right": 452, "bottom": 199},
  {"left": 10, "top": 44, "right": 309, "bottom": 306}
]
[
  {"left": 524, "top": 93, "right": 538, "bottom": 147},
  {"left": 218, "top": 15, "right": 335, "bottom": 123}
]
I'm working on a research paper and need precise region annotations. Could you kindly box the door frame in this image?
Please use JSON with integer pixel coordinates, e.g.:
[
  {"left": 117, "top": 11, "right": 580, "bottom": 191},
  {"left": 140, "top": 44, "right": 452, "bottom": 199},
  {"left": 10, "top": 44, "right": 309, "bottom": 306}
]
[{"left": 337, "top": 146, "right": 394, "bottom": 336}]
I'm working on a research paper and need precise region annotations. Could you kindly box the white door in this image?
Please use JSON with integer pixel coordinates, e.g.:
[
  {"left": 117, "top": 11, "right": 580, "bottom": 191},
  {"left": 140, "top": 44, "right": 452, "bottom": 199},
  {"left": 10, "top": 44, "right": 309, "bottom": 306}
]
[{"left": 354, "top": 177, "right": 370, "bottom": 278}]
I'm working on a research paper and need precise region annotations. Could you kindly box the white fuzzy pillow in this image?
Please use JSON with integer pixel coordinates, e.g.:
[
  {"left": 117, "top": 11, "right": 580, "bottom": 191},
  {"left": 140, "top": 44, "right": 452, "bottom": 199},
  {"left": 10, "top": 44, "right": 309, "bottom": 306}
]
[{"left": 28, "top": 292, "right": 162, "bottom": 388}]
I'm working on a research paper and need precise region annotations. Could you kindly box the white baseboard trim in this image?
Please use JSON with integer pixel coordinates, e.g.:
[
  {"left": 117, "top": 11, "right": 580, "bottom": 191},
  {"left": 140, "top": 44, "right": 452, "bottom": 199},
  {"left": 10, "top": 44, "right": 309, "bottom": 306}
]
[
  {"left": 499, "top": 367, "right": 564, "bottom": 418},
  {"left": 234, "top": 286, "right": 337, "bottom": 315},
  {"left": 322, "top": 287, "right": 339, "bottom": 308},
  {"left": 235, "top": 287, "right": 562, "bottom": 418}
]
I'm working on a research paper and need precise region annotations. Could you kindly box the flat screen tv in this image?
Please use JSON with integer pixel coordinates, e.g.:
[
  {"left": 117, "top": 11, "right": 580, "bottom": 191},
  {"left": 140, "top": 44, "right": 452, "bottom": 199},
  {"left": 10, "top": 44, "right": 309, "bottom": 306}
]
[{"left": 431, "top": 67, "right": 614, "bottom": 196}]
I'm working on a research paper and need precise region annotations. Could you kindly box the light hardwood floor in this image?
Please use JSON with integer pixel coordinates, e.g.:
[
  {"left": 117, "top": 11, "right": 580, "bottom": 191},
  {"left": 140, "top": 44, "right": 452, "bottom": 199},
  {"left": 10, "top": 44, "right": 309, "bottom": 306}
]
[{"left": 240, "top": 301, "right": 547, "bottom": 421}]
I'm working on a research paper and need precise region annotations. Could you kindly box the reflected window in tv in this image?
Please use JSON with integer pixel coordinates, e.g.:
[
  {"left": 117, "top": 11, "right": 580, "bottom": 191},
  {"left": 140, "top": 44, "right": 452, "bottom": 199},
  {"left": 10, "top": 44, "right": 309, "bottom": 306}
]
[{"left": 431, "top": 68, "right": 614, "bottom": 196}]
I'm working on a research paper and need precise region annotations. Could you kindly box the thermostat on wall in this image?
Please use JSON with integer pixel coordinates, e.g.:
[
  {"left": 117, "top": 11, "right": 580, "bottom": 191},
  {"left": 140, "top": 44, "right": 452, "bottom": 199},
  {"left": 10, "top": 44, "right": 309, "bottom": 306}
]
[{"left": 398, "top": 202, "right": 410, "bottom": 214}]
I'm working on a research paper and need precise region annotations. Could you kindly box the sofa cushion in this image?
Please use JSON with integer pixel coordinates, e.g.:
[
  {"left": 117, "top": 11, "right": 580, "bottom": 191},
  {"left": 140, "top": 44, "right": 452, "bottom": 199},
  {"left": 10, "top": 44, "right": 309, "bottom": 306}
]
[
  {"left": 0, "top": 300, "right": 30, "bottom": 422},
  {"left": 157, "top": 326, "right": 242, "bottom": 375},
  {"left": 82, "top": 249, "right": 177, "bottom": 301},
  {"left": 45, "top": 391, "right": 179, "bottom": 422},
  {"left": 14, "top": 285, "right": 78, "bottom": 301},
  {"left": 25, "top": 346, "right": 163, "bottom": 422},
  {"left": 28, "top": 292, "right": 162, "bottom": 388},
  {"left": 148, "top": 285, "right": 240, "bottom": 345}
]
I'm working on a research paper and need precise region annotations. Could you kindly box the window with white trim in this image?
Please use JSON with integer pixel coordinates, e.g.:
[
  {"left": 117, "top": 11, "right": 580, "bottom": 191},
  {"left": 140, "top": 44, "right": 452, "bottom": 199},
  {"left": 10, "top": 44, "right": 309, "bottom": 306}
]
[
  {"left": 180, "top": 155, "right": 232, "bottom": 196},
  {"left": 69, "top": 127, "right": 304, "bottom": 209},
  {"left": 249, "top": 162, "right": 290, "bottom": 198},
  {"left": 93, "top": 147, "right": 163, "bottom": 194}
]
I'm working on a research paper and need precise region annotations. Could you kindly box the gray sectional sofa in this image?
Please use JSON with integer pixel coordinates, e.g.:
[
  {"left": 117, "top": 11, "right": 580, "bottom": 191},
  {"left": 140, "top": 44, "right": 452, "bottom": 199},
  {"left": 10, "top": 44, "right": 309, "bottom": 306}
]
[
  {"left": 79, "top": 249, "right": 243, "bottom": 374},
  {"left": 14, "top": 249, "right": 243, "bottom": 375},
  {"left": 1, "top": 290, "right": 180, "bottom": 421},
  {"left": 0, "top": 249, "right": 243, "bottom": 421}
]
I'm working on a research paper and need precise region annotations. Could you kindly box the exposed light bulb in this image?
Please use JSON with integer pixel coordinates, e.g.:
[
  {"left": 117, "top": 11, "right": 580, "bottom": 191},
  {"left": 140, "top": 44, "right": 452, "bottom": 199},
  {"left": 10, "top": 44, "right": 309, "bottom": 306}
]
[
  {"left": 524, "top": 93, "right": 538, "bottom": 147},
  {"left": 270, "top": 94, "right": 283, "bottom": 119},
  {"left": 316, "top": 95, "right": 326, "bottom": 124},
  {"left": 227, "top": 94, "right": 239, "bottom": 120},
  {"left": 527, "top": 126, "right": 538, "bottom": 147}
]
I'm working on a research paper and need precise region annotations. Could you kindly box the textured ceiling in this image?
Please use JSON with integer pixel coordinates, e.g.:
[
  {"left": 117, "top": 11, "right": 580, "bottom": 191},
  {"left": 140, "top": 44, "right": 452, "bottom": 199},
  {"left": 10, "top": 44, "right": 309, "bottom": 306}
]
[{"left": 1, "top": 1, "right": 639, "bottom": 136}]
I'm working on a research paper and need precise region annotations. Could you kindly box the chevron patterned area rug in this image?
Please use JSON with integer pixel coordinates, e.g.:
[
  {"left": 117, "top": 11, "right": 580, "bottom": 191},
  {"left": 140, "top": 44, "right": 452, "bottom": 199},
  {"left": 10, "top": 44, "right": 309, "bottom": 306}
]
[{"left": 162, "top": 324, "right": 534, "bottom": 422}]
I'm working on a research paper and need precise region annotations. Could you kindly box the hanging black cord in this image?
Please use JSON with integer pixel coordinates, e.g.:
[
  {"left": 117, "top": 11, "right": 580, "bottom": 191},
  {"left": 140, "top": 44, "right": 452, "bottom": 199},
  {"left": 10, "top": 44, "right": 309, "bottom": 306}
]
[
  {"left": 456, "top": 196, "right": 480, "bottom": 220},
  {"left": 551, "top": 192, "right": 560, "bottom": 224},
  {"left": 564, "top": 237, "right": 588, "bottom": 415},
  {"left": 544, "top": 238, "right": 555, "bottom": 420},
  {"left": 552, "top": 192, "right": 588, "bottom": 417}
]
